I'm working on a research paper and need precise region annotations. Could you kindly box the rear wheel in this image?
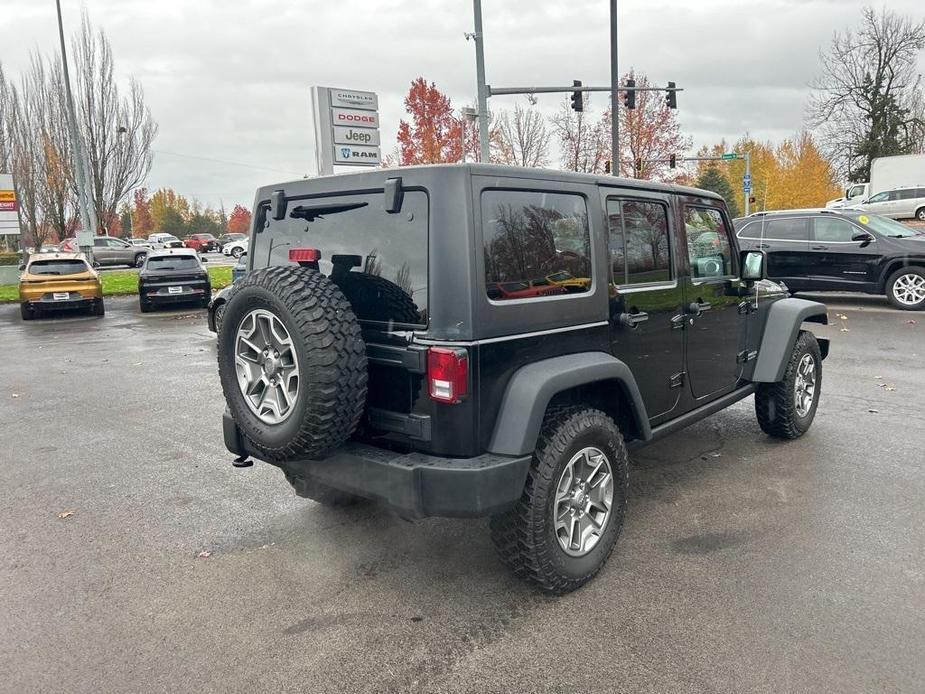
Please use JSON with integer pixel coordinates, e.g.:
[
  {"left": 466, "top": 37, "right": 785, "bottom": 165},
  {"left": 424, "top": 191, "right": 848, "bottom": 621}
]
[
  {"left": 139, "top": 298, "right": 152, "bottom": 313},
  {"left": 916, "top": 207, "right": 925, "bottom": 222},
  {"left": 231, "top": 246, "right": 243, "bottom": 259},
  {"left": 134, "top": 254, "right": 146, "bottom": 268},
  {"left": 91, "top": 300, "right": 105, "bottom": 317},
  {"left": 490, "top": 407, "right": 628, "bottom": 594},
  {"left": 886, "top": 267, "right": 925, "bottom": 310},
  {"left": 755, "top": 330, "right": 822, "bottom": 439},
  {"left": 20, "top": 303, "right": 35, "bottom": 321}
]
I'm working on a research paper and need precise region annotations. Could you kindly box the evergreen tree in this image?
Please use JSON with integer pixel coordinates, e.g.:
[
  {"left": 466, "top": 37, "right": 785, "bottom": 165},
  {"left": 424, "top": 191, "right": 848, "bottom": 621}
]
[{"left": 695, "top": 165, "right": 741, "bottom": 218}]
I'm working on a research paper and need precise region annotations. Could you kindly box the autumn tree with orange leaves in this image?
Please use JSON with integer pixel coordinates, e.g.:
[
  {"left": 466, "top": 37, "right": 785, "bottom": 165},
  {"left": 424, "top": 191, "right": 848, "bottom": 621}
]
[
  {"left": 227, "top": 204, "right": 252, "bottom": 235},
  {"left": 397, "top": 78, "right": 462, "bottom": 165}
]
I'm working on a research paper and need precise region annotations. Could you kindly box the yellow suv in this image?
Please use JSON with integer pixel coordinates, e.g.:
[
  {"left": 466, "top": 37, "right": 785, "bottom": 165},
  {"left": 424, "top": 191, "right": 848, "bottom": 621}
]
[{"left": 19, "top": 253, "right": 104, "bottom": 320}]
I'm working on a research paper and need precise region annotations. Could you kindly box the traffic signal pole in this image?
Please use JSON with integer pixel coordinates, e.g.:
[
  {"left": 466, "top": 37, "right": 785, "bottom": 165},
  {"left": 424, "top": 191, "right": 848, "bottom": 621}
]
[
  {"left": 471, "top": 0, "right": 490, "bottom": 162},
  {"left": 469, "top": 0, "right": 679, "bottom": 165},
  {"left": 609, "top": 0, "right": 619, "bottom": 176}
]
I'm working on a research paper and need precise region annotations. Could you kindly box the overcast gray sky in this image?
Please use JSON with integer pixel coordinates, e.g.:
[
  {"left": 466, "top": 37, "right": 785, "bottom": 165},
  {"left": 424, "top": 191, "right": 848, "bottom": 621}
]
[{"left": 2, "top": 0, "right": 924, "bottom": 208}]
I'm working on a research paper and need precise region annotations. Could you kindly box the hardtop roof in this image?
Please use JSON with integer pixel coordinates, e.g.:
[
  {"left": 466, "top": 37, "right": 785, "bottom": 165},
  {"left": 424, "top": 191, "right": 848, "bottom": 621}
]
[{"left": 255, "top": 163, "right": 723, "bottom": 204}]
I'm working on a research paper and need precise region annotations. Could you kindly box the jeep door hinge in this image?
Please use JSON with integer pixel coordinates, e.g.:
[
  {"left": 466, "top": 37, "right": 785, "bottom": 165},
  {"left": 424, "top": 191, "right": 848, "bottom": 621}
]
[
  {"left": 736, "top": 350, "right": 758, "bottom": 364},
  {"left": 669, "top": 372, "right": 686, "bottom": 389}
]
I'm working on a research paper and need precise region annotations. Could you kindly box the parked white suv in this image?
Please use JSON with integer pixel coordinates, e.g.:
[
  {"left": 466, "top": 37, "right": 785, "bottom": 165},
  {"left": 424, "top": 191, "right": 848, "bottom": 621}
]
[
  {"left": 147, "top": 233, "right": 184, "bottom": 249},
  {"left": 854, "top": 186, "right": 925, "bottom": 221}
]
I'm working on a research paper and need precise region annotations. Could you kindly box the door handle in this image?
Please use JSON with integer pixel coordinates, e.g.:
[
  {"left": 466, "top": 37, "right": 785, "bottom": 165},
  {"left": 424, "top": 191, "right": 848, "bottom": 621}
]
[
  {"left": 811, "top": 245, "right": 828, "bottom": 250},
  {"left": 756, "top": 243, "right": 771, "bottom": 249},
  {"left": 618, "top": 311, "right": 649, "bottom": 328},
  {"left": 687, "top": 301, "right": 712, "bottom": 316}
]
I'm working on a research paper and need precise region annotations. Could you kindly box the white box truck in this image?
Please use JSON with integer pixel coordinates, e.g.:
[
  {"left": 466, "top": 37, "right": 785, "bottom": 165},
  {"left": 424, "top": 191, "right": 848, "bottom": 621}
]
[{"left": 826, "top": 153, "right": 925, "bottom": 207}]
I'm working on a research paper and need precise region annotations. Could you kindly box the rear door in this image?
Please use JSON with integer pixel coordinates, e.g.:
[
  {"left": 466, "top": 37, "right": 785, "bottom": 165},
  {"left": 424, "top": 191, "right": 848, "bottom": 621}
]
[
  {"left": 680, "top": 203, "right": 748, "bottom": 400},
  {"left": 93, "top": 238, "right": 116, "bottom": 265},
  {"left": 736, "top": 216, "right": 811, "bottom": 287},
  {"left": 604, "top": 192, "right": 684, "bottom": 423},
  {"left": 863, "top": 190, "right": 899, "bottom": 218}
]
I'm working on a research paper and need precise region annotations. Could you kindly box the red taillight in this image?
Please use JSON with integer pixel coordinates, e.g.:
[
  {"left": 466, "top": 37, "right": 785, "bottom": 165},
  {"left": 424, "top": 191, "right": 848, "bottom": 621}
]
[
  {"left": 289, "top": 248, "right": 321, "bottom": 263},
  {"left": 427, "top": 347, "right": 468, "bottom": 404}
]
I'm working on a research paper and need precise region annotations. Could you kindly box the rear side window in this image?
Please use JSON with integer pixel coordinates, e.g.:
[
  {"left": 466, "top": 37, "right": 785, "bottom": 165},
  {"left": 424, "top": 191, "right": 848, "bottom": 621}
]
[
  {"left": 813, "top": 217, "right": 858, "bottom": 242},
  {"left": 739, "top": 218, "right": 809, "bottom": 241},
  {"left": 27, "top": 259, "right": 89, "bottom": 275},
  {"left": 253, "top": 190, "right": 428, "bottom": 327},
  {"left": 607, "top": 198, "right": 671, "bottom": 285},
  {"left": 482, "top": 190, "right": 591, "bottom": 301},
  {"left": 684, "top": 207, "right": 734, "bottom": 279}
]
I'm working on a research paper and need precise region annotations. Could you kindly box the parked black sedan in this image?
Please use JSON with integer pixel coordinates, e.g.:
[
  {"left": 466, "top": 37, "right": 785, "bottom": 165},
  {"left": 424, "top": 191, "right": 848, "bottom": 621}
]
[
  {"left": 138, "top": 249, "right": 211, "bottom": 313},
  {"left": 734, "top": 209, "right": 925, "bottom": 310}
]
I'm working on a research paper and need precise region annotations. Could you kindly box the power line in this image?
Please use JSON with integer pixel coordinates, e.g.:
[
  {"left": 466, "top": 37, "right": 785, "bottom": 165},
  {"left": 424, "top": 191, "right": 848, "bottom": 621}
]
[{"left": 152, "top": 149, "right": 306, "bottom": 177}]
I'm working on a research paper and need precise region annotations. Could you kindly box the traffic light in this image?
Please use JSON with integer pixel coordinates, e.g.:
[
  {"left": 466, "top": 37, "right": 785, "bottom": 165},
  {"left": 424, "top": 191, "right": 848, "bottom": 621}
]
[
  {"left": 570, "top": 80, "right": 583, "bottom": 112},
  {"left": 623, "top": 78, "right": 636, "bottom": 110},
  {"left": 666, "top": 81, "right": 677, "bottom": 109},
  {"left": 635, "top": 158, "right": 642, "bottom": 176},
  {"left": 749, "top": 196, "right": 756, "bottom": 205},
  {"left": 669, "top": 154, "right": 676, "bottom": 169},
  {"left": 604, "top": 160, "right": 611, "bottom": 174}
]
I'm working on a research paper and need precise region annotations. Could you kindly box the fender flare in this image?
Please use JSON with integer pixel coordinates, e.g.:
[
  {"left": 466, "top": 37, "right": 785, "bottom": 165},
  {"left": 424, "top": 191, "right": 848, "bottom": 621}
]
[
  {"left": 487, "top": 352, "right": 650, "bottom": 457},
  {"left": 751, "top": 298, "right": 828, "bottom": 383}
]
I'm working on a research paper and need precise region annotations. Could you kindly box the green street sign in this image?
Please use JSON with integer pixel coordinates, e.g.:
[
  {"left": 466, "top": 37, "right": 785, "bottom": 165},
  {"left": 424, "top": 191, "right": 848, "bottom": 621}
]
[{"left": 721, "top": 153, "right": 737, "bottom": 160}]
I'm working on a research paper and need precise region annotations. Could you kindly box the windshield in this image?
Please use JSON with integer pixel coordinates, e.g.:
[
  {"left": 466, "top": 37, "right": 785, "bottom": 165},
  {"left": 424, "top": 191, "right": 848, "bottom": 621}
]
[
  {"left": 857, "top": 213, "right": 922, "bottom": 238},
  {"left": 145, "top": 256, "right": 201, "bottom": 271},
  {"left": 27, "top": 259, "right": 89, "bottom": 275}
]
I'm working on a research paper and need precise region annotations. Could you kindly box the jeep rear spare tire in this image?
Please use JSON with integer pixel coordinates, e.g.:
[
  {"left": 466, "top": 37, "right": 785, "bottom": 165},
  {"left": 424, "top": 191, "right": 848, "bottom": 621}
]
[{"left": 218, "top": 265, "right": 368, "bottom": 460}]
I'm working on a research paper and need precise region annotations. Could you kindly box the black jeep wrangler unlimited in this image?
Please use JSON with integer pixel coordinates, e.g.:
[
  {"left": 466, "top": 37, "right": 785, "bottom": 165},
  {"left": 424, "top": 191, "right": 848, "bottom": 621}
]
[{"left": 218, "top": 164, "right": 830, "bottom": 593}]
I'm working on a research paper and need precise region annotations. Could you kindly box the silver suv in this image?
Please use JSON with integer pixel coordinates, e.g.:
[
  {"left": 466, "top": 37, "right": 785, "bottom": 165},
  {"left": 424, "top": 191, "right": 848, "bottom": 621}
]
[
  {"left": 92, "top": 236, "right": 148, "bottom": 268},
  {"left": 855, "top": 186, "right": 925, "bottom": 221}
]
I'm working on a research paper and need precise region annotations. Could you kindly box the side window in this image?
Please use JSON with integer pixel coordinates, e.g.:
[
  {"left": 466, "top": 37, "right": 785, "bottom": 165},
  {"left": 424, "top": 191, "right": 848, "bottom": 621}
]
[
  {"left": 813, "top": 217, "right": 859, "bottom": 243},
  {"left": 93, "top": 238, "right": 105, "bottom": 247},
  {"left": 607, "top": 199, "right": 671, "bottom": 285},
  {"left": 898, "top": 189, "right": 919, "bottom": 200},
  {"left": 684, "top": 207, "right": 734, "bottom": 279},
  {"left": 764, "top": 218, "right": 809, "bottom": 241},
  {"left": 482, "top": 190, "right": 591, "bottom": 301},
  {"left": 867, "top": 192, "right": 889, "bottom": 203}
]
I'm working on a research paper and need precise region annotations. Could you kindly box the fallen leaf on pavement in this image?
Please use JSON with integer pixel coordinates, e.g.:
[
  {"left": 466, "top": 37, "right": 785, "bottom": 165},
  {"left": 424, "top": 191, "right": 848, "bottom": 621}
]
[
  {"left": 907, "top": 320, "right": 917, "bottom": 325},
  {"left": 868, "top": 408, "right": 879, "bottom": 414},
  {"left": 840, "top": 328, "right": 850, "bottom": 332},
  {"left": 197, "top": 551, "right": 212, "bottom": 559},
  {"left": 837, "top": 314, "right": 848, "bottom": 320},
  {"left": 11, "top": 393, "right": 20, "bottom": 398},
  {"left": 57, "top": 510, "right": 75, "bottom": 519}
]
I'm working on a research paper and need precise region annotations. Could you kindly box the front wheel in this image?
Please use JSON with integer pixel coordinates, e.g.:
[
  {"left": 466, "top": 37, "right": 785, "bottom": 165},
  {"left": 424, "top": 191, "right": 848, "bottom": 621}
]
[
  {"left": 134, "top": 254, "right": 146, "bottom": 268},
  {"left": 886, "top": 267, "right": 925, "bottom": 310},
  {"left": 490, "top": 407, "right": 628, "bottom": 594},
  {"left": 231, "top": 246, "right": 243, "bottom": 259},
  {"left": 755, "top": 330, "right": 822, "bottom": 439}
]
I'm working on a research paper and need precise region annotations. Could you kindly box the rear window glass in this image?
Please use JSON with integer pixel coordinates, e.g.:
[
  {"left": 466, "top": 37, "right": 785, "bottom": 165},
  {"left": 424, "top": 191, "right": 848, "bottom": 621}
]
[
  {"left": 28, "top": 259, "right": 88, "bottom": 275},
  {"left": 607, "top": 199, "right": 672, "bottom": 285},
  {"left": 739, "top": 218, "right": 809, "bottom": 241},
  {"left": 146, "top": 256, "right": 201, "bottom": 271},
  {"left": 252, "top": 190, "right": 429, "bottom": 327},
  {"left": 481, "top": 190, "right": 591, "bottom": 301}
]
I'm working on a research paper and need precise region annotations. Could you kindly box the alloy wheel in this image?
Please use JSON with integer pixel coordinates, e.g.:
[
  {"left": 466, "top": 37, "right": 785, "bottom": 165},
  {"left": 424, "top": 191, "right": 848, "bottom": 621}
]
[
  {"left": 234, "top": 308, "right": 300, "bottom": 425},
  {"left": 554, "top": 447, "right": 614, "bottom": 557},
  {"left": 794, "top": 353, "right": 817, "bottom": 418},
  {"left": 892, "top": 273, "right": 925, "bottom": 307}
]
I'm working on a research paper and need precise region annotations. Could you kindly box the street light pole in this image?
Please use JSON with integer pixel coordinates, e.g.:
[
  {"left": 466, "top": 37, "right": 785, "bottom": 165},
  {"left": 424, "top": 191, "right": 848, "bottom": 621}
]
[
  {"left": 55, "top": 0, "right": 98, "bottom": 241},
  {"left": 472, "top": 0, "right": 490, "bottom": 162},
  {"left": 609, "top": 0, "right": 618, "bottom": 175},
  {"left": 744, "top": 151, "right": 751, "bottom": 217}
]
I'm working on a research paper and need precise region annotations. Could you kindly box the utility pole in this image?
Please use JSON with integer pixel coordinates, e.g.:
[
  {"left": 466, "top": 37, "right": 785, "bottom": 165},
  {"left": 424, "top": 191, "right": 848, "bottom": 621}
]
[
  {"left": 55, "top": 0, "right": 98, "bottom": 242},
  {"left": 609, "top": 0, "right": 618, "bottom": 175},
  {"left": 471, "top": 0, "right": 490, "bottom": 162},
  {"left": 744, "top": 151, "right": 752, "bottom": 216}
]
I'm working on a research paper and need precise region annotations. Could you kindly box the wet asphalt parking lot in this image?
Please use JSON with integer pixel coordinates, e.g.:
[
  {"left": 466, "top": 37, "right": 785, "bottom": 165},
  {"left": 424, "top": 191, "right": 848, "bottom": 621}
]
[{"left": 0, "top": 293, "right": 923, "bottom": 693}]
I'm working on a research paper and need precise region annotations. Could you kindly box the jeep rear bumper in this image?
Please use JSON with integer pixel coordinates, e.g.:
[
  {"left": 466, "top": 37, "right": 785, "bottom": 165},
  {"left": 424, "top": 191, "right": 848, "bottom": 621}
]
[{"left": 223, "top": 411, "right": 531, "bottom": 519}]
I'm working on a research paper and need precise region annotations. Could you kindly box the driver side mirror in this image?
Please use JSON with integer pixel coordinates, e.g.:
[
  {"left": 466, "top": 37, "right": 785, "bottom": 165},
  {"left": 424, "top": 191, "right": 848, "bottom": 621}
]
[
  {"left": 200, "top": 256, "right": 209, "bottom": 263},
  {"left": 740, "top": 250, "right": 766, "bottom": 281},
  {"left": 852, "top": 231, "right": 874, "bottom": 247},
  {"left": 18, "top": 264, "right": 25, "bottom": 271}
]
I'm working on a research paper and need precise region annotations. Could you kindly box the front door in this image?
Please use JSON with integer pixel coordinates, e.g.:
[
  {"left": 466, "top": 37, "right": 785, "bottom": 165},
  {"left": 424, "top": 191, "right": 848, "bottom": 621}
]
[
  {"left": 605, "top": 194, "right": 684, "bottom": 422},
  {"left": 681, "top": 204, "right": 748, "bottom": 400},
  {"left": 737, "top": 216, "right": 812, "bottom": 288},
  {"left": 810, "top": 215, "right": 882, "bottom": 290}
]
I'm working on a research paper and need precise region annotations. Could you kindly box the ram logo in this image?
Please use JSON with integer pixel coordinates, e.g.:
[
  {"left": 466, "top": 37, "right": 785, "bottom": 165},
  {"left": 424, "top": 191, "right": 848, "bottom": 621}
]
[{"left": 340, "top": 147, "right": 352, "bottom": 158}]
